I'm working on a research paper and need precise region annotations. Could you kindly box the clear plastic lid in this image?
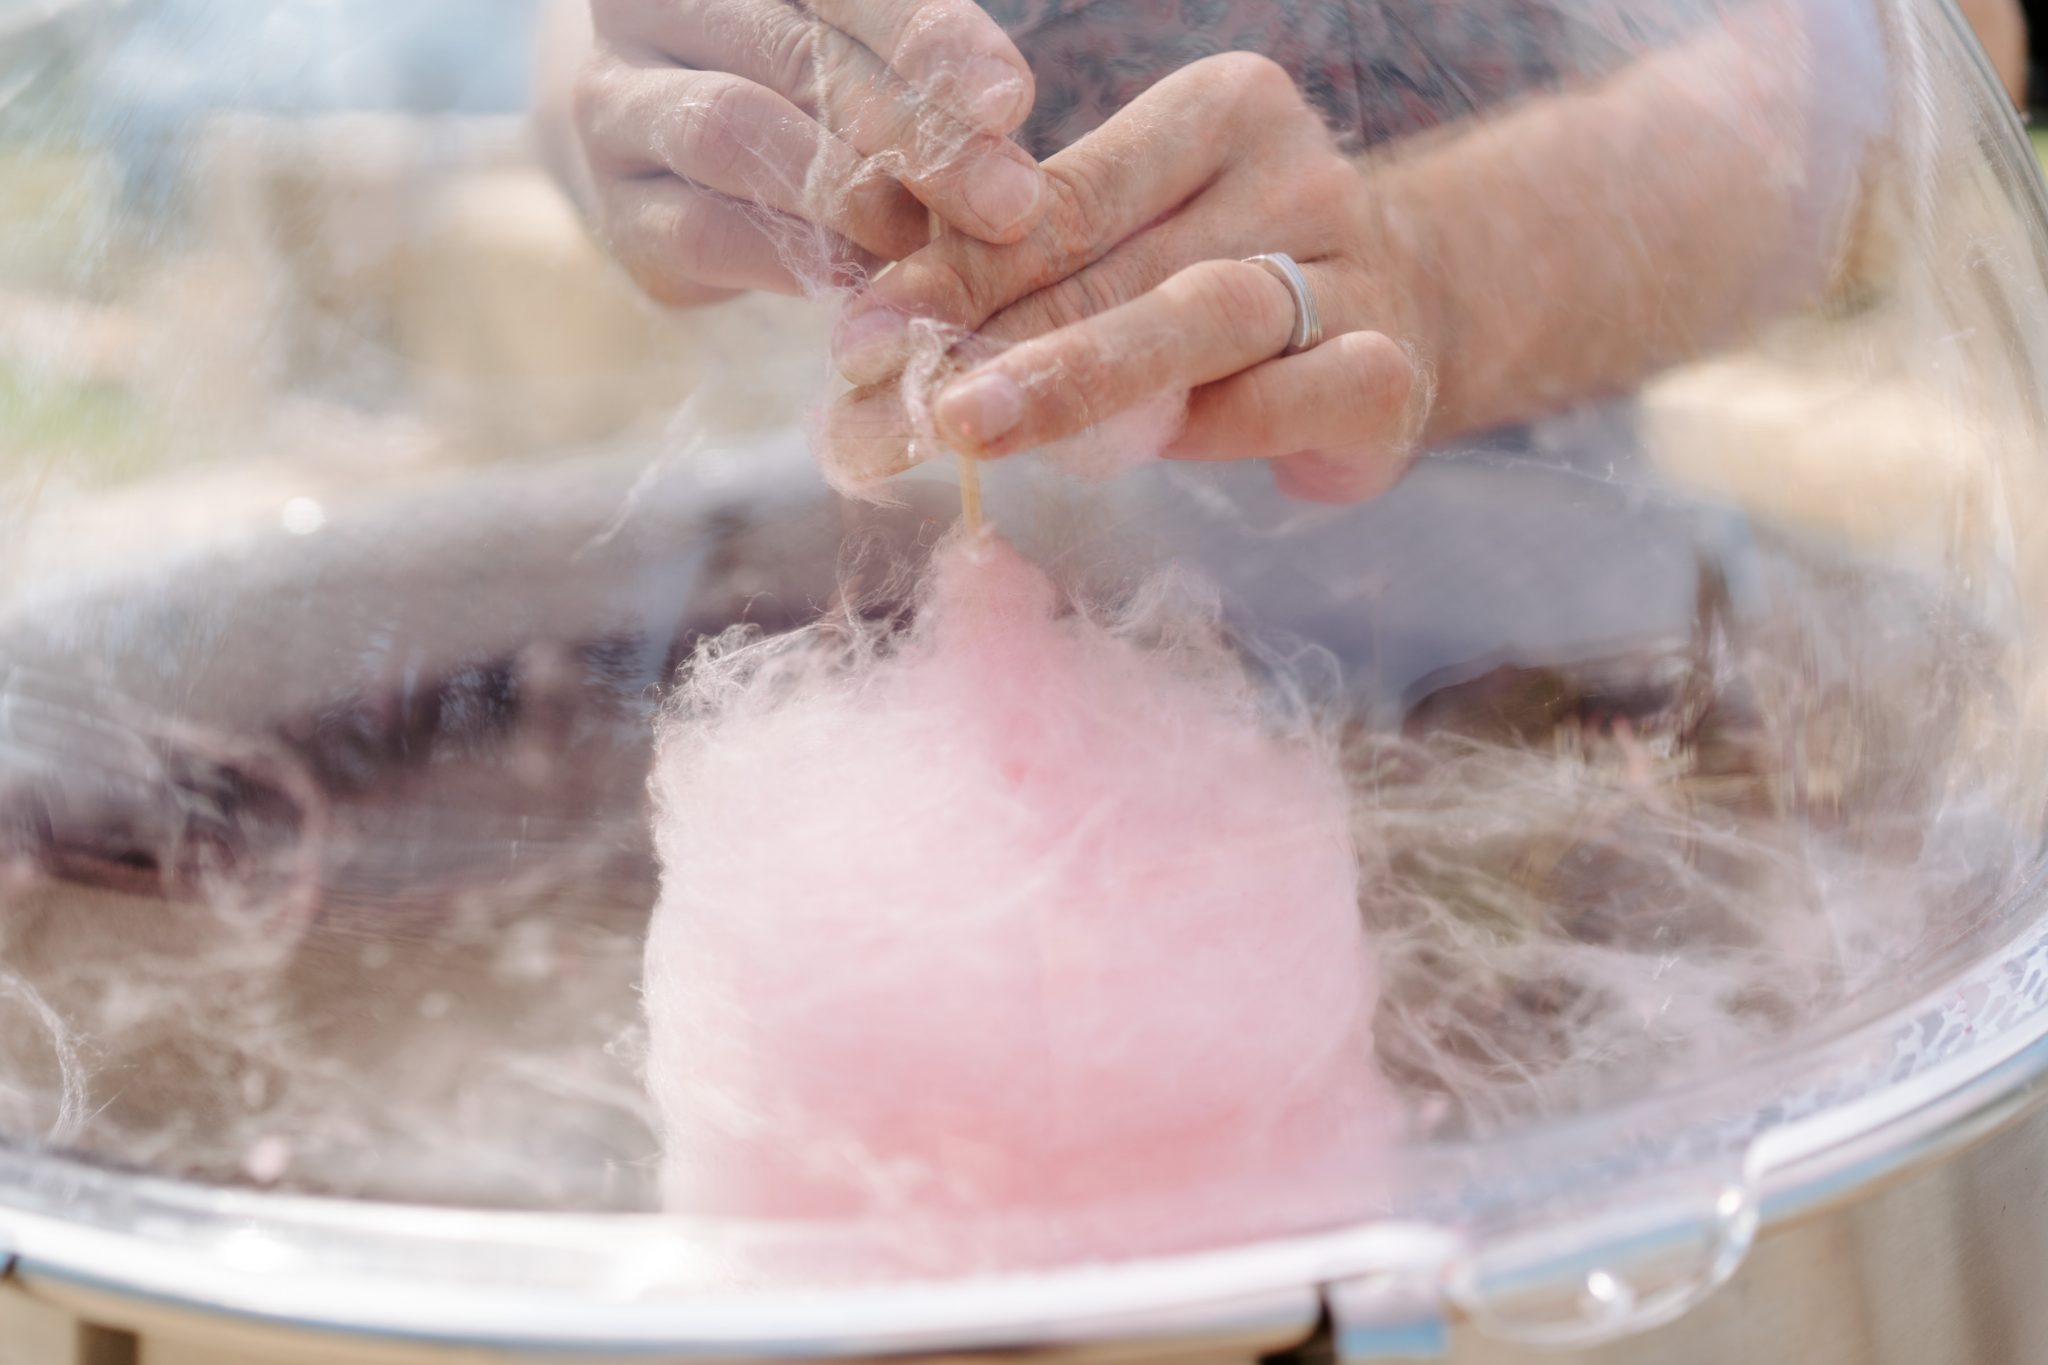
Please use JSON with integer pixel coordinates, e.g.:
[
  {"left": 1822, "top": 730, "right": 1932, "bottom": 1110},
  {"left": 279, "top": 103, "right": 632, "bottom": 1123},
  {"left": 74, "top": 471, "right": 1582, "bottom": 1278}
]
[{"left": 1, "top": 0, "right": 2046, "bottom": 1346}]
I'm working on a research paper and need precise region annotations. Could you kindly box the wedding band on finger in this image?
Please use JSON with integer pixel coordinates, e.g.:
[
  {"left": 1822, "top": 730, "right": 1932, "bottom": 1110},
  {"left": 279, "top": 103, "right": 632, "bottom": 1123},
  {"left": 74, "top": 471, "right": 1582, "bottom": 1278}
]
[{"left": 1242, "top": 253, "right": 1323, "bottom": 357}]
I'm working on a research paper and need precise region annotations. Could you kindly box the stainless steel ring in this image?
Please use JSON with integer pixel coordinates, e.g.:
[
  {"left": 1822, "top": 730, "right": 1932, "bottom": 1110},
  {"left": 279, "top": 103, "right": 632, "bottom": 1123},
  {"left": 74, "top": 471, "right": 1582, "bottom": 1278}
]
[{"left": 1242, "top": 252, "right": 1323, "bottom": 357}]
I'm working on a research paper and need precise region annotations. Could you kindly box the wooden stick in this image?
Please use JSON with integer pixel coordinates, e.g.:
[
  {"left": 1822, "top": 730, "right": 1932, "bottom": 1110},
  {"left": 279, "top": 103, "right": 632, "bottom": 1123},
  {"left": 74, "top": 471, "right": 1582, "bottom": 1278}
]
[
  {"left": 958, "top": 446, "right": 984, "bottom": 532},
  {"left": 923, "top": 210, "right": 984, "bottom": 533}
]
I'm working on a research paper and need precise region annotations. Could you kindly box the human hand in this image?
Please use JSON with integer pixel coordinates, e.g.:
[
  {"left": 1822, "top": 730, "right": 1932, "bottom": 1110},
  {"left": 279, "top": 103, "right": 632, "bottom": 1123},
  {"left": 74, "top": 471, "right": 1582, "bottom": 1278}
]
[
  {"left": 571, "top": 0, "right": 1050, "bottom": 306},
  {"left": 822, "top": 52, "right": 1432, "bottom": 503}
]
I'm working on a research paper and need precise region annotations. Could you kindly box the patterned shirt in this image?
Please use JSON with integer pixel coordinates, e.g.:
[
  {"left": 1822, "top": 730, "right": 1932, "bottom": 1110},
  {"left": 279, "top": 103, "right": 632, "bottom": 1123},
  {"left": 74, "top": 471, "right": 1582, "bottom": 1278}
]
[{"left": 981, "top": 0, "right": 1717, "bottom": 155}]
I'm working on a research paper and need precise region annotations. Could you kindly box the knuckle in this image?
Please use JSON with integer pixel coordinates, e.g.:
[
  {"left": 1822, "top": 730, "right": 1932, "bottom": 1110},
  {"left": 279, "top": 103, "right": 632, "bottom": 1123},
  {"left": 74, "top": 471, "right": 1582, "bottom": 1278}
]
[
  {"left": 999, "top": 284, "right": 1089, "bottom": 346},
  {"left": 1066, "top": 261, "right": 1134, "bottom": 325},
  {"left": 996, "top": 248, "right": 1156, "bottom": 349},
  {"left": 766, "top": 18, "right": 821, "bottom": 108},
  {"left": 675, "top": 77, "right": 756, "bottom": 184},
  {"left": 1209, "top": 50, "right": 1297, "bottom": 112},
  {"left": 1037, "top": 163, "right": 1114, "bottom": 273},
  {"left": 982, "top": 295, "right": 1058, "bottom": 348},
  {"left": 1045, "top": 332, "right": 1112, "bottom": 406}
]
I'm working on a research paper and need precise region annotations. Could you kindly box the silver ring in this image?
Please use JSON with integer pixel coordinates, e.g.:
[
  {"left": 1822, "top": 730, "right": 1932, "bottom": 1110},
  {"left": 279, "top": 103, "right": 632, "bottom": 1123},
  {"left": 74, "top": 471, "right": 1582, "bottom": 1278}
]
[{"left": 1242, "top": 252, "right": 1323, "bottom": 357}]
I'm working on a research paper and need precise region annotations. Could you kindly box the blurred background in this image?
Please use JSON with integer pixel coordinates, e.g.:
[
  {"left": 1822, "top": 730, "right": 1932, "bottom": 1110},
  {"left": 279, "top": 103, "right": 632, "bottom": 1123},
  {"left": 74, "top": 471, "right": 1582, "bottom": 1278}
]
[{"left": 0, "top": 0, "right": 829, "bottom": 590}]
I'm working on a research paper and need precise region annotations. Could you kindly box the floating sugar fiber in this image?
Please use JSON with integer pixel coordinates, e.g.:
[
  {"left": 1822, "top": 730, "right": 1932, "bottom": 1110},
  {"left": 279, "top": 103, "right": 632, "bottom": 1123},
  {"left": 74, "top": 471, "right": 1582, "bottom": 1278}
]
[
  {"left": 644, "top": 528, "right": 1393, "bottom": 1275},
  {"left": 9, "top": 0, "right": 2048, "bottom": 1358}
]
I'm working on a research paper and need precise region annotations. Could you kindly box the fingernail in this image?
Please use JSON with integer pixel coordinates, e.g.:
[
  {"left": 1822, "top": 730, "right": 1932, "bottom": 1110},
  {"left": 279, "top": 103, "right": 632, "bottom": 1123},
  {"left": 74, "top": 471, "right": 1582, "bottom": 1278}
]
[
  {"left": 834, "top": 307, "right": 910, "bottom": 384},
  {"left": 938, "top": 370, "right": 1026, "bottom": 450},
  {"left": 964, "top": 154, "right": 1042, "bottom": 238},
  {"left": 961, "top": 57, "right": 1031, "bottom": 130}
]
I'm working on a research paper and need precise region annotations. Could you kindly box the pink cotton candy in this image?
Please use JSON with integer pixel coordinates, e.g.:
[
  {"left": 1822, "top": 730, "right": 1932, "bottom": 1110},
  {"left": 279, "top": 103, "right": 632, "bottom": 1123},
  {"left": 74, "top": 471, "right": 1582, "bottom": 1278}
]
[{"left": 644, "top": 530, "right": 1393, "bottom": 1279}]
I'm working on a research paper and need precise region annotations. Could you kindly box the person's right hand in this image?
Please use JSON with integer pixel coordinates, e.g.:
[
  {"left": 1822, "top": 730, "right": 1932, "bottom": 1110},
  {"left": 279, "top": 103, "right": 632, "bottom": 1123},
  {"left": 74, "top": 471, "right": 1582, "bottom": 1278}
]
[{"left": 572, "top": 0, "right": 1049, "bottom": 307}]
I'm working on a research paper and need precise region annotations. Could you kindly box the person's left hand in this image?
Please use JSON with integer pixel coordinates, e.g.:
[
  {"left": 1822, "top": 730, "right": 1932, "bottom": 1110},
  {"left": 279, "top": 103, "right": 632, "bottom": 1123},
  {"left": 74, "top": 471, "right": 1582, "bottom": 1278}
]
[{"left": 821, "top": 51, "right": 1433, "bottom": 503}]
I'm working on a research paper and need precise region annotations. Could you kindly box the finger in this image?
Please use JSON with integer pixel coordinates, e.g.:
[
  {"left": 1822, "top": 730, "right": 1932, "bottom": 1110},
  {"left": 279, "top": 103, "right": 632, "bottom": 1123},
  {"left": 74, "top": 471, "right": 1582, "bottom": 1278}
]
[
  {"left": 805, "top": 0, "right": 1035, "bottom": 133},
  {"left": 969, "top": 146, "right": 1368, "bottom": 358},
  {"left": 817, "top": 384, "right": 922, "bottom": 493},
  {"left": 579, "top": 60, "right": 926, "bottom": 262},
  {"left": 1273, "top": 444, "right": 1417, "bottom": 504},
  {"left": 610, "top": 0, "right": 1043, "bottom": 243},
  {"left": 968, "top": 214, "right": 1208, "bottom": 354},
  {"left": 603, "top": 178, "right": 852, "bottom": 302},
  {"left": 835, "top": 53, "right": 1279, "bottom": 384},
  {"left": 1167, "top": 331, "right": 1416, "bottom": 463},
  {"left": 596, "top": 0, "right": 822, "bottom": 102},
  {"left": 805, "top": 73, "right": 1043, "bottom": 246},
  {"left": 930, "top": 258, "right": 1300, "bottom": 458}
]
